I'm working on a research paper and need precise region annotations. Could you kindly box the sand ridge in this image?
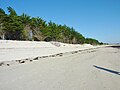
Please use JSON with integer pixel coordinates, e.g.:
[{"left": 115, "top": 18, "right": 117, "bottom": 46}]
[{"left": 0, "top": 40, "right": 99, "bottom": 66}]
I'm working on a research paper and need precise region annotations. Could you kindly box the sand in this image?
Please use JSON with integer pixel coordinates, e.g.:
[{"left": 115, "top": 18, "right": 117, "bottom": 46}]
[
  {"left": 0, "top": 40, "right": 120, "bottom": 90},
  {"left": 0, "top": 40, "right": 94, "bottom": 62}
]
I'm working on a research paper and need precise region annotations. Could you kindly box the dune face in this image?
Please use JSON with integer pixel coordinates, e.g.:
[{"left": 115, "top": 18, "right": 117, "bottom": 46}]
[
  {"left": 0, "top": 40, "right": 94, "bottom": 63},
  {"left": 0, "top": 40, "right": 120, "bottom": 90}
]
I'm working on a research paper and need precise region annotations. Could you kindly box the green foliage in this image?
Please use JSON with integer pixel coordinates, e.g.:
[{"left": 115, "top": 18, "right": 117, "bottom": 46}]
[
  {"left": 0, "top": 7, "right": 101, "bottom": 45},
  {"left": 7, "top": 6, "right": 17, "bottom": 16},
  {"left": 85, "top": 38, "right": 100, "bottom": 45},
  {"left": 3, "top": 7, "right": 23, "bottom": 40}
]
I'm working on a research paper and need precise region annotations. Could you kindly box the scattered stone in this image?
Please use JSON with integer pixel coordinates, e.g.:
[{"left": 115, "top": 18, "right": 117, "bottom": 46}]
[
  {"left": 7, "top": 64, "right": 10, "bottom": 66},
  {"left": 56, "top": 54, "right": 60, "bottom": 56},
  {"left": 33, "top": 57, "right": 39, "bottom": 60},
  {"left": 42, "top": 56, "right": 48, "bottom": 58},
  {"left": 74, "top": 51, "right": 78, "bottom": 53},
  {"left": 72, "top": 51, "right": 78, "bottom": 54},
  {"left": 16, "top": 60, "right": 20, "bottom": 62},
  {"left": 58, "top": 53, "right": 63, "bottom": 56},
  {"left": 59, "top": 54, "right": 63, "bottom": 56},
  {"left": 25, "top": 58, "right": 29, "bottom": 60},
  {"left": 91, "top": 50, "right": 96, "bottom": 52},
  {"left": 29, "top": 60, "right": 33, "bottom": 62},
  {"left": 71, "top": 51, "right": 75, "bottom": 54},
  {"left": 0, "top": 62, "right": 4, "bottom": 66},
  {"left": 20, "top": 61, "right": 25, "bottom": 64},
  {"left": 50, "top": 55, "right": 56, "bottom": 57}
]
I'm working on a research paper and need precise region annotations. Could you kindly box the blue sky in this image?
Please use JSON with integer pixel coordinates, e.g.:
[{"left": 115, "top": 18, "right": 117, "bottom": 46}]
[{"left": 1, "top": 0, "right": 120, "bottom": 43}]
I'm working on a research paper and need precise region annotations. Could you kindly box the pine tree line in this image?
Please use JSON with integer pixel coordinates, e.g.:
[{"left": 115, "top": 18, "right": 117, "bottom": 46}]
[{"left": 0, "top": 7, "right": 101, "bottom": 45}]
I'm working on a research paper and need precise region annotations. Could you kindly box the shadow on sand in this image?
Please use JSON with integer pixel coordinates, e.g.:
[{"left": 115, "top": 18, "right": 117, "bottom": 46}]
[
  {"left": 110, "top": 46, "right": 120, "bottom": 49},
  {"left": 93, "top": 65, "right": 120, "bottom": 75}
]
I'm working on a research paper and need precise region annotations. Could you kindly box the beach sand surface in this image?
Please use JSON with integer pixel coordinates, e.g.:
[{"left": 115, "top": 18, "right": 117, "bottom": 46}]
[{"left": 0, "top": 45, "right": 120, "bottom": 90}]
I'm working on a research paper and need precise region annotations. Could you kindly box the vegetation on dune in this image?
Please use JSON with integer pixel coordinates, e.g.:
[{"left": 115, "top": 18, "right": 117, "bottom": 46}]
[{"left": 0, "top": 7, "right": 101, "bottom": 45}]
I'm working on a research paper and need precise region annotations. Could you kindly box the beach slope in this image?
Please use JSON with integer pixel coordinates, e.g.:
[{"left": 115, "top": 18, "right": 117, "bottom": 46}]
[{"left": 0, "top": 46, "right": 120, "bottom": 90}]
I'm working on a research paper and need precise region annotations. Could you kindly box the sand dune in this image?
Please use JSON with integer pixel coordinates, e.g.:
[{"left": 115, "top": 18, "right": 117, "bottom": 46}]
[{"left": 0, "top": 40, "right": 95, "bottom": 63}]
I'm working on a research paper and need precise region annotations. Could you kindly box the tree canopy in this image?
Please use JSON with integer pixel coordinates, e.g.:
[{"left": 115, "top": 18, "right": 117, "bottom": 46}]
[{"left": 0, "top": 7, "right": 101, "bottom": 45}]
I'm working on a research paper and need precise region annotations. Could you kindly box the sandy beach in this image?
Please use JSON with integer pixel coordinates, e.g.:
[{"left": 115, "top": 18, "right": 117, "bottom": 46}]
[{"left": 0, "top": 40, "right": 120, "bottom": 90}]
